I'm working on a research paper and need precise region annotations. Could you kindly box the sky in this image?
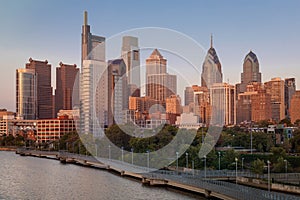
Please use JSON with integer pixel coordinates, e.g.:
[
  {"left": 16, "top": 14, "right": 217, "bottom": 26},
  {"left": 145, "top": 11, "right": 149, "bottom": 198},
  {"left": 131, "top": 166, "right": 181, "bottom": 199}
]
[{"left": 1, "top": 0, "right": 300, "bottom": 111}]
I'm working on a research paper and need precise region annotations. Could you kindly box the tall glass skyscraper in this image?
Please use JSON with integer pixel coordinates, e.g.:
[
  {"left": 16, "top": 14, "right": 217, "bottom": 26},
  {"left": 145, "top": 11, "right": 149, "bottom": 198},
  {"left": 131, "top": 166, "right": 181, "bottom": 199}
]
[
  {"left": 16, "top": 68, "right": 37, "bottom": 120},
  {"left": 201, "top": 35, "right": 223, "bottom": 89},
  {"left": 80, "top": 11, "right": 107, "bottom": 136},
  {"left": 240, "top": 51, "right": 262, "bottom": 93}
]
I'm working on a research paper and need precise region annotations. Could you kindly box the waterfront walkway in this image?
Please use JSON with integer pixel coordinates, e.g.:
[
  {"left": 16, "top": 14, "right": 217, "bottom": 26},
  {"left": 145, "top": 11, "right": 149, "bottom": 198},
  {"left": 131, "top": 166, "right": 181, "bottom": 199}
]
[{"left": 16, "top": 149, "right": 299, "bottom": 200}]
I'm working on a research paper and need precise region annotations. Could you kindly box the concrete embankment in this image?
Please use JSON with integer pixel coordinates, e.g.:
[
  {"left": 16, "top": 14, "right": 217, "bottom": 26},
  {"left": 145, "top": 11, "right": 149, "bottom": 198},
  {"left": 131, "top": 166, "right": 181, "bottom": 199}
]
[{"left": 15, "top": 150, "right": 227, "bottom": 200}]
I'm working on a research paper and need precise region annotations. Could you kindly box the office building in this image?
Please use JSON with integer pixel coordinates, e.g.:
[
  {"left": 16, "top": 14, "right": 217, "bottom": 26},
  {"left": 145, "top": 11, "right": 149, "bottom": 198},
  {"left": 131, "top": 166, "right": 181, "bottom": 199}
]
[
  {"left": 146, "top": 49, "right": 177, "bottom": 105},
  {"left": 55, "top": 62, "right": 79, "bottom": 117},
  {"left": 16, "top": 69, "right": 37, "bottom": 120},
  {"left": 80, "top": 11, "right": 107, "bottom": 136},
  {"left": 265, "top": 77, "right": 285, "bottom": 122},
  {"left": 210, "top": 83, "right": 235, "bottom": 125},
  {"left": 290, "top": 91, "right": 300, "bottom": 124},
  {"left": 201, "top": 35, "right": 222, "bottom": 89},
  {"left": 25, "top": 58, "right": 53, "bottom": 119},
  {"left": 251, "top": 88, "right": 272, "bottom": 122},
  {"left": 121, "top": 36, "right": 140, "bottom": 96},
  {"left": 239, "top": 51, "right": 262, "bottom": 93},
  {"left": 284, "top": 78, "right": 296, "bottom": 118},
  {"left": 107, "top": 59, "right": 127, "bottom": 126}
]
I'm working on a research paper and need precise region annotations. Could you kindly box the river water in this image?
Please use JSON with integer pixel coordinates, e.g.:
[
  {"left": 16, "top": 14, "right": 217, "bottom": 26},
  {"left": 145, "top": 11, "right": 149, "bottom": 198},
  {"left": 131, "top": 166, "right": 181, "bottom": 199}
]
[{"left": 0, "top": 151, "right": 204, "bottom": 200}]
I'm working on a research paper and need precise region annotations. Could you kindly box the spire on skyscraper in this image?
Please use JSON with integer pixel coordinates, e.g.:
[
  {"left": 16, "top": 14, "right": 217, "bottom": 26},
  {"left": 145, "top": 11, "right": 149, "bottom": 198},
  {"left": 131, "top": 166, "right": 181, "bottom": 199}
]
[
  {"left": 84, "top": 11, "right": 88, "bottom": 25},
  {"left": 210, "top": 33, "right": 213, "bottom": 48}
]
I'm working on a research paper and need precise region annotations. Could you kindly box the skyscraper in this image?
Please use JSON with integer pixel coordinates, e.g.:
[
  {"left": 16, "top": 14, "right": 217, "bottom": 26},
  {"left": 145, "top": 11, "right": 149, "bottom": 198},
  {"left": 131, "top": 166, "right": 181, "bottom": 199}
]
[
  {"left": 26, "top": 58, "right": 53, "bottom": 119},
  {"left": 146, "top": 49, "right": 176, "bottom": 106},
  {"left": 284, "top": 78, "right": 296, "bottom": 118},
  {"left": 80, "top": 11, "right": 107, "bottom": 135},
  {"left": 55, "top": 62, "right": 79, "bottom": 117},
  {"left": 16, "top": 68, "right": 37, "bottom": 120},
  {"left": 290, "top": 91, "right": 300, "bottom": 124},
  {"left": 251, "top": 88, "right": 271, "bottom": 122},
  {"left": 201, "top": 35, "right": 222, "bottom": 89},
  {"left": 265, "top": 77, "right": 285, "bottom": 122},
  {"left": 184, "top": 86, "right": 194, "bottom": 106},
  {"left": 210, "top": 83, "right": 235, "bottom": 125},
  {"left": 239, "top": 51, "right": 262, "bottom": 93},
  {"left": 107, "top": 59, "right": 127, "bottom": 126},
  {"left": 121, "top": 36, "right": 140, "bottom": 97}
]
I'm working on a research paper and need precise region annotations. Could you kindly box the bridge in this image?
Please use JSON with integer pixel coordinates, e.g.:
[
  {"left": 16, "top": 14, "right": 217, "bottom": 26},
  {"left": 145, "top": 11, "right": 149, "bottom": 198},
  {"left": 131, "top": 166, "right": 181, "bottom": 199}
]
[{"left": 16, "top": 149, "right": 299, "bottom": 200}]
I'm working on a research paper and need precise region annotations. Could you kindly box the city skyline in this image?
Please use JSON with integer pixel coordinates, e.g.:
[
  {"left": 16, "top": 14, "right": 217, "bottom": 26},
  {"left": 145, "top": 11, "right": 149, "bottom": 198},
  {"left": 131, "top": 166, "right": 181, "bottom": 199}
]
[{"left": 1, "top": 1, "right": 300, "bottom": 111}]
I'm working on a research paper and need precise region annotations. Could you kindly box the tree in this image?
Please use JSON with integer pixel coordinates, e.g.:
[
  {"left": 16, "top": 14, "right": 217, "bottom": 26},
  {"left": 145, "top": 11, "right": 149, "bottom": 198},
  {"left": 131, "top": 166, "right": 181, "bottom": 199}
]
[
  {"left": 222, "top": 149, "right": 240, "bottom": 170},
  {"left": 252, "top": 159, "right": 265, "bottom": 176},
  {"left": 272, "top": 157, "right": 286, "bottom": 173},
  {"left": 270, "top": 147, "right": 286, "bottom": 163}
]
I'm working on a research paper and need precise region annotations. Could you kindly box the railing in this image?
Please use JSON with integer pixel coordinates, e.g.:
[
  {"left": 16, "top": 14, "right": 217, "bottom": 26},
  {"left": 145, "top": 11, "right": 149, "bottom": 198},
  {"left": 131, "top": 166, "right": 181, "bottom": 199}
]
[{"left": 16, "top": 148, "right": 300, "bottom": 200}]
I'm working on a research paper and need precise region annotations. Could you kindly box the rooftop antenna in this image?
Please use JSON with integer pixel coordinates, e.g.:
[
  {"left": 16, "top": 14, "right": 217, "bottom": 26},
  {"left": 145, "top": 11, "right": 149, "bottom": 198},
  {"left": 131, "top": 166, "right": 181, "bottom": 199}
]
[
  {"left": 210, "top": 33, "right": 213, "bottom": 48},
  {"left": 84, "top": 11, "right": 88, "bottom": 25}
]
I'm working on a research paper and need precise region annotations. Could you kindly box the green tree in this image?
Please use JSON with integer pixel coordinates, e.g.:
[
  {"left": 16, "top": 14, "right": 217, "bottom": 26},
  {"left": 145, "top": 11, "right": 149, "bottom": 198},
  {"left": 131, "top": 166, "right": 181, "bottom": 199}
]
[
  {"left": 272, "top": 157, "right": 286, "bottom": 173},
  {"left": 270, "top": 147, "right": 286, "bottom": 163},
  {"left": 252, "top": 159, "right": 265, "bottom": 176}
]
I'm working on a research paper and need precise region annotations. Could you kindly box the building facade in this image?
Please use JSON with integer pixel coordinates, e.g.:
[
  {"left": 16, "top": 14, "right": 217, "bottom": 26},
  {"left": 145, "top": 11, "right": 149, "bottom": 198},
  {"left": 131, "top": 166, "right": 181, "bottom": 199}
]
[
  {"left": 121, "top": 36, "right": 140, "bottom": 95},
  {"left": 16, "top": 68, "right": 37, "bottom": 120},
  {"left": 239, "top": 51, "right": 261, "bottom": 93},
  {"left": 210, "top": 83, "right": 235, "bottom": 125},
  {"left": 107, "top": 59, "right": 127, "bottom": 126},
  {"left": 55, "top": 62, "right": 79, "bottom": 117},
  {"left": 201, "top": 35, "right": 222, "bottom": 89},
  {"left": 251, "top": 88, "right": 272, "bottom": 122},
  {"left": 25, "top": 58, "right": 53, "bottom": 119},
  {"left": 265, "top": 77, "right": 285, "bottom": 122},
  {"left": 80, "top": 11, "right": 107, "bottom": 136},
  {"left": 290, "top": 91, "right": 300, "bottom": 124},
  {"left": 284, "top": 78, "right": 296, "bottom": 118},
  {"left": 146, "top": 49, "right": 177, "bottom": 106}
]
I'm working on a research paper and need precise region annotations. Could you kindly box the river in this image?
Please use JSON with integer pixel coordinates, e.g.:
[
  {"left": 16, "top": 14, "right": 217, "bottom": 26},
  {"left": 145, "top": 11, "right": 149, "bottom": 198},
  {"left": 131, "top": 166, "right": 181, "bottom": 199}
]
[{"left": 0, "top": 151, "right": 205, "bottom": 200}]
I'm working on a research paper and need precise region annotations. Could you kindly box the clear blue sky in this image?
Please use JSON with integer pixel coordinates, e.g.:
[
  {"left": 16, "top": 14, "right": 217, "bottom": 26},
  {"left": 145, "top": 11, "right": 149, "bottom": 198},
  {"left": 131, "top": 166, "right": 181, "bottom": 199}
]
[{"left": 1, "top": 0, "right": 300, "bottom": 111}]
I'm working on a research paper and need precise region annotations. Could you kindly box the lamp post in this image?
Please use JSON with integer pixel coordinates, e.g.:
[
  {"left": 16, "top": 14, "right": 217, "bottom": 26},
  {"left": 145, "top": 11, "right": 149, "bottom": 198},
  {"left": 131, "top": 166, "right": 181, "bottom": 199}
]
[
  {"left": 131, "top": 148, "right": 134, "bottom": 165},
  {"left": 121, "top": 146, "right": 124, "bottom": 162},
  {"left": 85, "top": 143, "right": 88, "bottom": 157},
  {"left": 186, "top": 152, "right": 189, "bottom": 169},
  {"left": 192, "top": 160, "right": 194, "bottom": 176},
  {"left": 284, "top": 159, "right": 287, "bottom": 180},
  {"left": 147, "top": 150, "right": 150, "bottom": 171},
  {"left": 176, "top": 152, "right": 179, "bottom": 174},
  {"left": 235, "top": 157, "right": 238, "bottom": 184},
  {"left": 267, "top": 160, "right": 271, "bottom": 192},
  {"left": 204, "top": 155, "right": 207, "bottom": 179},
  {"left": 218, "top": 152, "right": 221, "bottom": 170},
  {"left": 95, "top": 144, "right": 98, "bottom": 157},
  {"left": 250, "top": 122, "right": 253, "bottom": 155},
  {"left": 108, "top": 144, "right": 111, "bottom": 160},
  {"left": 242, "top": 157, "right": 244, "bottom": 172}
]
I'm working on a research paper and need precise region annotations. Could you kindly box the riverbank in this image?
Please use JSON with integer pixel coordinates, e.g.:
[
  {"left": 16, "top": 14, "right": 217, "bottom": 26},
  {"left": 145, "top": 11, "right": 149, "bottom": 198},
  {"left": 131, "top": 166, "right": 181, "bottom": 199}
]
[
  {"left": 14, "top": 149, "right": 299, "bottom": 200},
  {"left": 0, "top": 146, "right": 17, "bottom": 151}
]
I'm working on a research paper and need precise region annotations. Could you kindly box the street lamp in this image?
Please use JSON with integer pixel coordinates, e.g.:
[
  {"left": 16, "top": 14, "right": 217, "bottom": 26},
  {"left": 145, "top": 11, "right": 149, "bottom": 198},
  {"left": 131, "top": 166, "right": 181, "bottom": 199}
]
[
  {"left": 185, "top": 152, "right": 189, "bottom": 169},
  {"left": 192, "top": 160, "right": 194, "bottom": 176},
  {"left": 131, "top": 148, "right": 134, "bottom": 165},
  {"left": 121, "top": 146, "right": 124, "bottom": 162},
  {"left": 95, "top": 144, "right": 98, "bottom": 157},
  {"left": 242, "top": 157, "right": 244, "bottom": 172},
  {"left": 108, "top": 144, "right": 111, "bottom": 160},
  {"left": 250, "top": 122, "right": 253, "bottom": 155},
  {"left": 147, "top": 150, "right": 150, "bottom": 170},
  {"left": 284, "top": 159, "right": 287, "bottom": 180},
  {"left": 267, "top": 160, "right": 271, "bottom": 192},
  {"left": 218, "top": 152, "right": 221, "bottom": 170},
  {"left": 235, "top": 157, "right": 238, "bottom": 184},
  {"left": 176, "top": 152, "right": 179, "bottom": 174},
  {"left": 204, "top": 155, "right": 207, "bottom": 179}
]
